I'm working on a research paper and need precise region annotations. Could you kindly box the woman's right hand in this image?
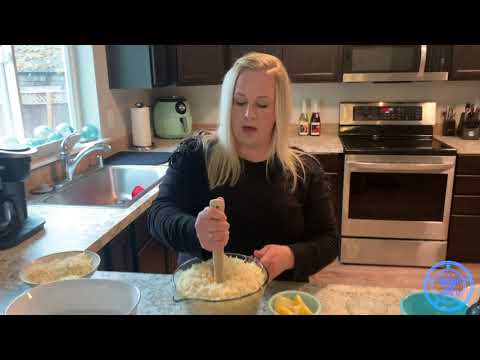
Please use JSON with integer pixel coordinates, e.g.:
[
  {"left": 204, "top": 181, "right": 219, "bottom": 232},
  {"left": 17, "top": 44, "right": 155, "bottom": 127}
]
[{"left": 195, "top": 206, "right": 230, "bottom": 252}]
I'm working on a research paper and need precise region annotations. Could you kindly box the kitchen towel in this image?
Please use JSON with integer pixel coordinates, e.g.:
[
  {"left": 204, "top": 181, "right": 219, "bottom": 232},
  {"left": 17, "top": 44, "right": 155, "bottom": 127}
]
[{"left": 131, "top": 106, "right": 153, "bottom": 147}]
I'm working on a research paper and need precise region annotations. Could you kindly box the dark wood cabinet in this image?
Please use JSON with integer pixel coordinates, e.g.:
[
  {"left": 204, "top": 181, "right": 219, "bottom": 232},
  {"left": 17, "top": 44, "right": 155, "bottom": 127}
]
[
  {"left": 137, "top": 238, "right": 168, "bottom": 273},
  {"left": 133, "top": 211, "right": 178, "bottom": 274},
  {"left": 452, "top": 196, "right": 480, "bottom": 215},
  {"left": 454, "top": 176, "right": 480, "bottom": 195},
  {"left": 447, "top": 155, "right": 480, "bottom": 262},
  {"left": 105, "top": 45, "right": 171, "bottom": 89},
  {"left": 282, "top": 45, "right": 342, "bottom": 82},
  {"left": 150, "top": 45, "right": 171, "bottom": 87},
  {"left": 98, "top": 210, "right": 178, "bottom": 274},
  {"left": 447, "top": 215, "right": 480, "bottom": 262},
  {"left": 136, "top": 238, "right": 178, "bottom": 274},
  {"left": 450, "top": 45, "right": 480, "bottom": 81},
  {"left": 106, "top": 226, "right": 136, "bottom": 272},
  {"left": 457, "top": 155, "right": 480, "bottom": 175},
  {"left": 315, "top": 153, "right": 344, "bottom": 231},
  {"left": 175, "top": 45, "right": 226, "bottom": 86},
  {"left": 227, "top": 45, "right": 283, "bottom": 66},
  {"left": 426, "top": 45, "right": 452, "bottom": 73}
]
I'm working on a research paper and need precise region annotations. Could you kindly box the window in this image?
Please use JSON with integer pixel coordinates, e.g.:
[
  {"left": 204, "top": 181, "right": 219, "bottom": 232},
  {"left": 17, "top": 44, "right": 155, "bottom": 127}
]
[{"left": 0, "top": 45, "right": 99, "bottom": 152}]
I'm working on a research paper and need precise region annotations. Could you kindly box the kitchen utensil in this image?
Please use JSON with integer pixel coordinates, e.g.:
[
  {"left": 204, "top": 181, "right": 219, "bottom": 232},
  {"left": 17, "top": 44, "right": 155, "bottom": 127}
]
[
  {"left": 172, "top": 253, "right": 269, "bottom": 315},
  {"left": 400, "top": 292, "right": 468, "bottom": 315},
  {"left": 210, "top": 198, "right": 225, "bottom": 283},
  {"left": 268, "top": 290, "right": 322, "bottom": 315},
  {"left": 457, "top": 112, "right": 465, "bottom": 137},
  {"left": 5, "top": 279, "right": 140, "bottom": 315},
  {"left": 19, "top": 250, "right": 101, "bottom": 286},
  {"left": 442, "top": 106, "right": 456, "bottom": 136}
]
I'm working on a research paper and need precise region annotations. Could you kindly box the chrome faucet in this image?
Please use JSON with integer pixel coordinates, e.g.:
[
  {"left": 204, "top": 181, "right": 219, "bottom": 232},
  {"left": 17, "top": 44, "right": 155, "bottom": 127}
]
[{"left": 59, "top": 133, "right": 112, "bottom": 183}]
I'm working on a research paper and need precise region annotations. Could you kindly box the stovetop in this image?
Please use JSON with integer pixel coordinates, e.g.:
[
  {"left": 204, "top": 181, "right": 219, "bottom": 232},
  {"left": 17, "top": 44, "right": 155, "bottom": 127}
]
[{"left": 340, "top": 136, "right": 457, "bottom": 155}]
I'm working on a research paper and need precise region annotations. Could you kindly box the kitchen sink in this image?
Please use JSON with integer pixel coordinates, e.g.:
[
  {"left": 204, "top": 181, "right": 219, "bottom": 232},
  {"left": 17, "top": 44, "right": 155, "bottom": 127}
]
[{"left": 40, "top": 165, "right": 168, "bottom": 208}]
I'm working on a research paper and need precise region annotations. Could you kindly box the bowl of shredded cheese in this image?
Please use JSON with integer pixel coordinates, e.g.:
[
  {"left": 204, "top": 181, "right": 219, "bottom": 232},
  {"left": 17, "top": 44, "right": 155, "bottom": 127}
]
[
  {"left": 19, "top": 250, "right": 101, "bottom": 286},
  {"left": 173, "top": 253, "right": 269, "bottom": 315}
]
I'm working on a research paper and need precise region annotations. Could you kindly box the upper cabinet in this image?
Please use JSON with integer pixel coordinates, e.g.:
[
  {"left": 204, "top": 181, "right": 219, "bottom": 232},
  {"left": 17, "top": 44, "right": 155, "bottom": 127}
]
[
  {"left": 282, "top": 45, "right": 342, "bottom": 82},
  {"left": 227, "top": 45, "right": 283, "bottom": 66},
  {"left": 175, "top": 45, "right": 226, "bottom": 86},
  {"left": 450, "top": 45, "right": 480, "bottom": 81},
  {"left": 149, "top": 45, "right": 170, "bottom": 87},
  {"left": 425, "top": 45, "right": 452, "bottom": 73},
  {"left": 107, "top": 45, "right": 480, "bottom": 87},
  {"left": 106, "top": 45, "right": 170, "bottom": 89}
]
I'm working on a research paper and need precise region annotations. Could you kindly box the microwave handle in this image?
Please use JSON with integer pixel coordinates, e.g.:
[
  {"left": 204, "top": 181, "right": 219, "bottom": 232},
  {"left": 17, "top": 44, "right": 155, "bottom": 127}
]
[
  {"left": 347, "top": 161, "right": 454, "bottom": 173},
  {"left": 417, "top": 45, "right": 427, "bottom": 79}
]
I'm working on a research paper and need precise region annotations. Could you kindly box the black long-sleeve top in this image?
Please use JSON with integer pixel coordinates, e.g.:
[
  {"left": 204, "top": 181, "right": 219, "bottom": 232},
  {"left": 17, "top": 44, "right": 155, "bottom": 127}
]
[{"left": 147, "top": 135, "right": 339, "bottom": 282}]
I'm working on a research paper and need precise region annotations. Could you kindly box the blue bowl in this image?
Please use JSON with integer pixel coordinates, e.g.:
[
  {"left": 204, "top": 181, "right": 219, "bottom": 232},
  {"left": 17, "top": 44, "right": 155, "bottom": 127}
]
[
  {"left": 400, "top": 292, "right": 468, "bottom": 315},
  {"left": 268, "top": 290, "right": 321, "bottom": 315}
]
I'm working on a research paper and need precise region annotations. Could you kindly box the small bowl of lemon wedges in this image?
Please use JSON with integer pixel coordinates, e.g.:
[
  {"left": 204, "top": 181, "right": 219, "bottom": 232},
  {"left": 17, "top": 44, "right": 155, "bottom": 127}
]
[{"left": 268, "top": 290, "right": 321, "bottom": 315}]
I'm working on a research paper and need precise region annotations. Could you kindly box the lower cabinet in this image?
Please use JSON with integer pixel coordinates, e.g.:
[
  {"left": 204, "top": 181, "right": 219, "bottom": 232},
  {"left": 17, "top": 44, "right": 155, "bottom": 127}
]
[
  {"left": 99, "top": 211, "right": 178, "bottom": 274},
  {"left": 447, "top": 215, "right": 480, "bottom": 262},
  {"left": 447, "top": 155, "right": 480, "bottom": 263},
  {"left": 315, "top": 153, "right": 344, "bottom": 232},
  {"left": 137, "top": 238, "right": 177, "bottom": 274}
]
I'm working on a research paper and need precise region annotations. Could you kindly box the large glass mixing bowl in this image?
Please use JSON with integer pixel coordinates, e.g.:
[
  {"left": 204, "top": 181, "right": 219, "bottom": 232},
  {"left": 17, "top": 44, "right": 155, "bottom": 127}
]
[{"left": 172, "top": 253, "right": 269, "bottom": 315}]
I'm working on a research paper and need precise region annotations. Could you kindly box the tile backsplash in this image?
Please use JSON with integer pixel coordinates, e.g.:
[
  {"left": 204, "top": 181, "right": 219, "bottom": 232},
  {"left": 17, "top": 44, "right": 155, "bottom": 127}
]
[{"left": 153, "top": 81, "right": 480, "bottom": 134}]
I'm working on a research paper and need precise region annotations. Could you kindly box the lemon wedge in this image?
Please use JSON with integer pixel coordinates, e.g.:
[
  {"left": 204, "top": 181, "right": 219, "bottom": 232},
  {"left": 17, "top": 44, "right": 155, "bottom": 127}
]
[{"left": 273, "top": 294, "right": 314, "bottom": 315}]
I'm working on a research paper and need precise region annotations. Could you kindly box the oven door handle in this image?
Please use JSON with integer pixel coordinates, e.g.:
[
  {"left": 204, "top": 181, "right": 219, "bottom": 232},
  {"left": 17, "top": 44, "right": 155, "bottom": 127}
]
[{"left": 347, "top": 161, "right": 455, "bottom": 173}]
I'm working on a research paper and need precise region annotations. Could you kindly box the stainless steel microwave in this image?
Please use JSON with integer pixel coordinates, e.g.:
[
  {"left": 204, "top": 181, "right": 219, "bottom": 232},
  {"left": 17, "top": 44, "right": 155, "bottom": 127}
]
[{"left": 342, "top": 45, "right": 450, "bottom": 83}]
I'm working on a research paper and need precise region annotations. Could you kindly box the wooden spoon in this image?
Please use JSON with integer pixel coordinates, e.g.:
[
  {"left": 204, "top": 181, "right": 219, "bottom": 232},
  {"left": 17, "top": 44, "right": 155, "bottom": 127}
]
[{"left": 209, "top": 198, "right": 225, "bottom": 283}]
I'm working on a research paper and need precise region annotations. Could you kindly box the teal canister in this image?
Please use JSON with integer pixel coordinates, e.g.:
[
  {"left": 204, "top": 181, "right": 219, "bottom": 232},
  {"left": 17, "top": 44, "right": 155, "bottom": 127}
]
[{"left": 153, "top": 96, "right": 192, "bottom": 139}]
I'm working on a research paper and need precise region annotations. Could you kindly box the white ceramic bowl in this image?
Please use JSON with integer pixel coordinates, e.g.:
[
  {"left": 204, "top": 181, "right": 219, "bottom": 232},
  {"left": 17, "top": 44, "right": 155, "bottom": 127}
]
[
  {"left": 5, "top": 279, "right": 141, "bottom": 315},
  {"left": 19, "top": 250, "right": 101, "bottom": 286}
]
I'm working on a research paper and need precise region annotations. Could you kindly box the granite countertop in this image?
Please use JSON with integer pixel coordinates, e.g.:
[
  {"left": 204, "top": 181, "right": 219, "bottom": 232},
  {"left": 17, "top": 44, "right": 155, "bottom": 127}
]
[
  {"left": 0, "top": 165, "right": 168, "bottom": 290},
  {"left": 93, "top": 272, "right": 419, "bottom": 315},
  {"left": 289, "top": 134, "right": 343, "bottom": 154},
  {"left": 0, "top": 271, "right": 420, "bottom": 315},
  {"left": 435, "top": 135, "right": 480, "bottom": 155}
]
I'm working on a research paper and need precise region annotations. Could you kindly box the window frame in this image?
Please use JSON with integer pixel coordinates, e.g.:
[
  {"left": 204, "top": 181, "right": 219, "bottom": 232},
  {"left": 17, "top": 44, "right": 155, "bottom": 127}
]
[{"left": 1, "top": 45, "right": 83, "bottom": 160}]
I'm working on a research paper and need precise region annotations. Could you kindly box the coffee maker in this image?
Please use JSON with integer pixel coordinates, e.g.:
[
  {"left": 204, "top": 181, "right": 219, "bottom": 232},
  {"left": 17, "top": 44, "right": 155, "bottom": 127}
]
[{"left": 0, "top": 145, "right": 45, "bottom": 249}]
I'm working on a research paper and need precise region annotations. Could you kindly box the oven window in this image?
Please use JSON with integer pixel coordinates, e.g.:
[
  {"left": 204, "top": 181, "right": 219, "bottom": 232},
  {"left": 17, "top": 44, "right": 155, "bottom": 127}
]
[
  {"left": 349, "top": 172, "right": 447, "bottom": 221},
  {"left": 351, "top": 46, "right": 420, "bottom": 73}
]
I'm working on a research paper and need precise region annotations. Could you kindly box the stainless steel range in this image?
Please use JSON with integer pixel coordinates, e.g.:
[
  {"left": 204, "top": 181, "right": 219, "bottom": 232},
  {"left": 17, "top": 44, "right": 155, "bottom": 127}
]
[{"left": 339, "top": 102, "right": 457, "bottom": 267}]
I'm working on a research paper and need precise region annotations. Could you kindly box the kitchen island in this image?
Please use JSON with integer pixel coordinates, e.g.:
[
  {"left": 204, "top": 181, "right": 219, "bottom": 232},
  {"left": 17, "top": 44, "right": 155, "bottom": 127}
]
[{"left": 1, "top": 270, "right": 420, "bottom": 315}]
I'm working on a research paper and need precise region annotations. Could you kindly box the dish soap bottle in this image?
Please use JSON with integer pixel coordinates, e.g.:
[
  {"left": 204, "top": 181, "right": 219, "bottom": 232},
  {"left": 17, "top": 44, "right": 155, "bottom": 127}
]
[
  {"left": 310, "top": 100, "right": 321, "bottom": 136},
  {"left": 298, "top": 99, "right": 309, "bottom": 136}
]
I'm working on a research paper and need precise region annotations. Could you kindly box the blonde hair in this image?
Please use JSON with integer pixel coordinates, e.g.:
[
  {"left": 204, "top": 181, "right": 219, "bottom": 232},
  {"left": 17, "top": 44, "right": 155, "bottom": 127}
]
[{"left": 201, "top": 52, "right": 308, "bottom": 192}]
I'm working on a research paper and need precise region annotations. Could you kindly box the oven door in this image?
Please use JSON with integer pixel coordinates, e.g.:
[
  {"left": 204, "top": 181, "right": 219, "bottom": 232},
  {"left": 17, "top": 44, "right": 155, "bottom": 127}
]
[
  {"left": 342, "top": 45, "right": 449, "bottom": 82},
  {"left": 342, "top": 154, "right": 456, "bottom": 241}
]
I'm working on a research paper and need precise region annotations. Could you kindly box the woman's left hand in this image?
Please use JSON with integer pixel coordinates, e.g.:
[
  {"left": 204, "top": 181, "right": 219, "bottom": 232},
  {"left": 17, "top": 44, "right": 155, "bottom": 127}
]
[{"left": 254, "top": 245, "right": 295, "bottom": 281}]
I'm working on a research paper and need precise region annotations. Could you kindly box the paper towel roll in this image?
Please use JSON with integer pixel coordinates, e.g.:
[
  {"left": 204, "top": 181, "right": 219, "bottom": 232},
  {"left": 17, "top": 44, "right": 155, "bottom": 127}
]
[{"left": 131, "top": 106, "right": 152, "bottom": 147}]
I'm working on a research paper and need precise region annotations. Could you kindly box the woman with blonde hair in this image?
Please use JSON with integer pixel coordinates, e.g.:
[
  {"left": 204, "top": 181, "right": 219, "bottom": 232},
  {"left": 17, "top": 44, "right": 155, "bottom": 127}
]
[{"left": 148, "top": 52, "right": 339, "bottom": 282}]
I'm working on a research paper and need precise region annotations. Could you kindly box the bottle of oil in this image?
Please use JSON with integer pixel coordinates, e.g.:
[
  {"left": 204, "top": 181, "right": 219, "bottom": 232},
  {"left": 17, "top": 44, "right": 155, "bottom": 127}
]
[
  {"left": 298, "top": 99, "right": 309, "bottom": 136},
  {"left": 310, "top": 100, "right": 321, "bottom": 136}
]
